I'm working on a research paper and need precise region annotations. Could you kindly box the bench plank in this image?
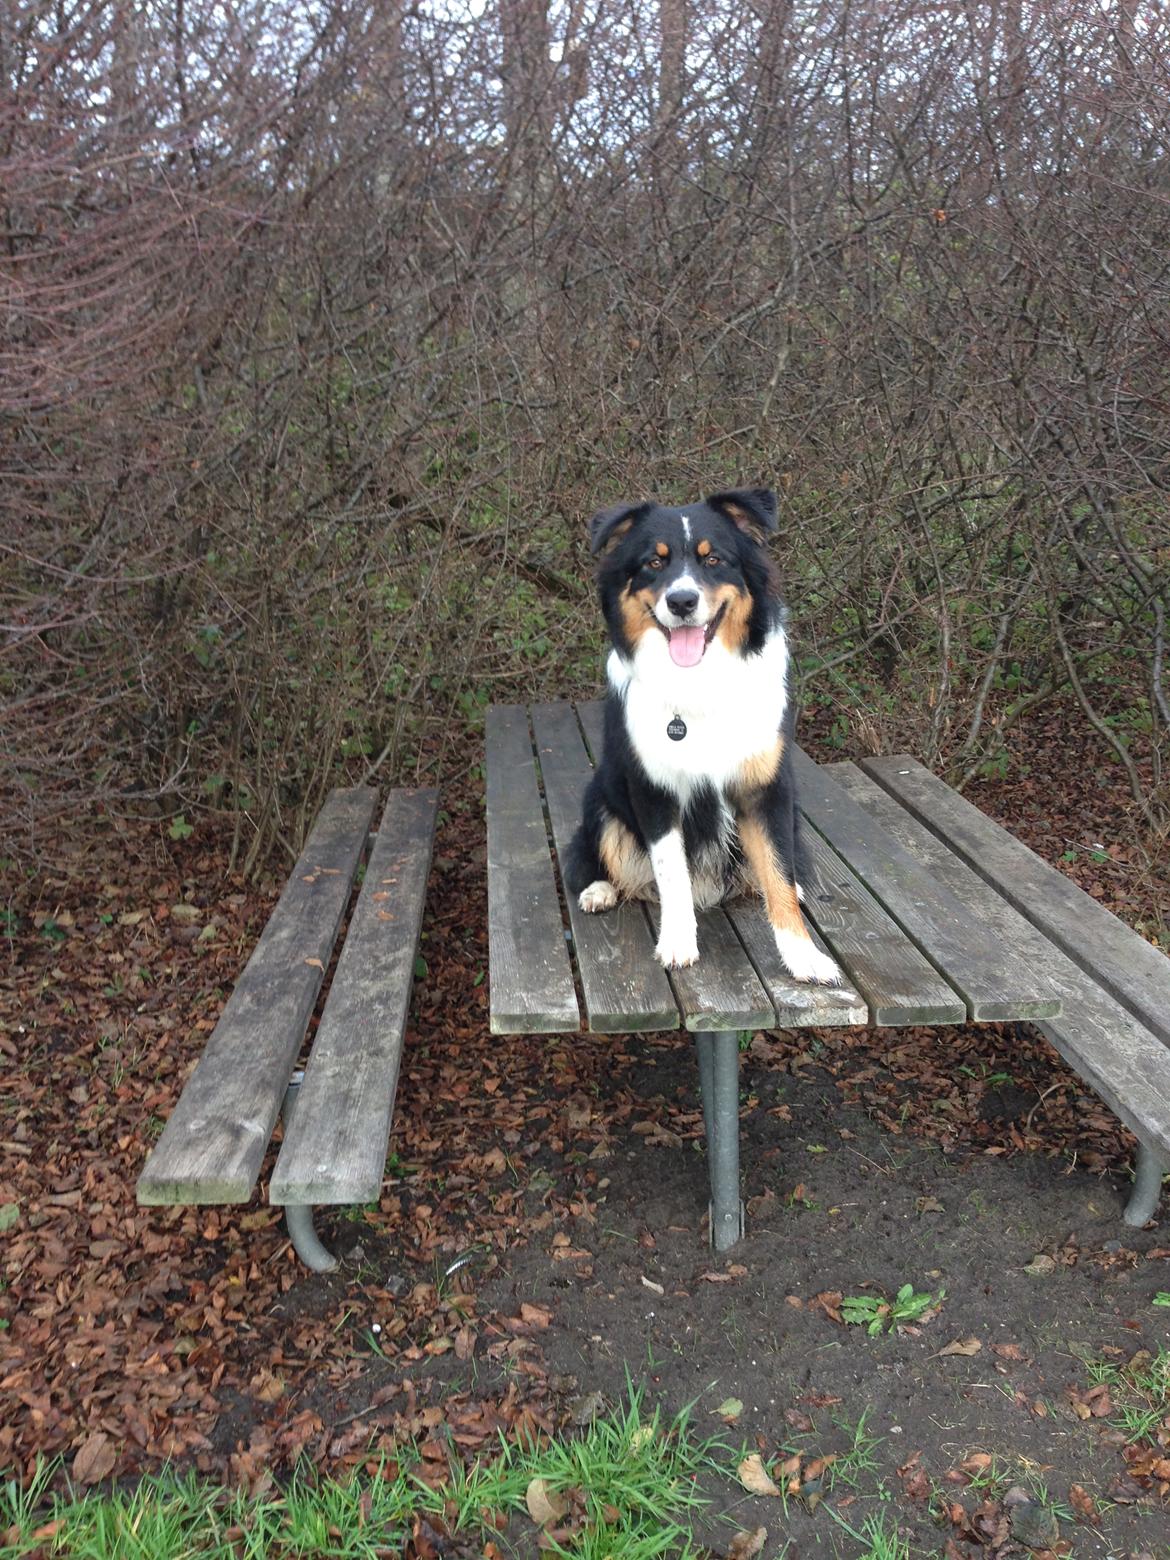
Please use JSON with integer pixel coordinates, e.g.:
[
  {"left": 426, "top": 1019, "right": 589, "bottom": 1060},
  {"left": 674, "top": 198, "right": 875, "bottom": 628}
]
[
  {"left": 794, "top": 748, "right": 1059, "bottom": 1023},
  {"left": 269, "top": 789, "right": 438, "bottom": 1206},
  {"left": 137, "top": 787, "right": 378, "bottom": 1204},
  {"left": 832, "top": 761, "right": 1170, "bottom": 1157},
  {"left": 486, "top": 706, "right": 580, "bottom": 1033},
  {"left": 531, "top": 703, "right": 679, "bottom": 1031},
  {"left": 861, "top": 754, "right": 1166, "bottom": 1045}
]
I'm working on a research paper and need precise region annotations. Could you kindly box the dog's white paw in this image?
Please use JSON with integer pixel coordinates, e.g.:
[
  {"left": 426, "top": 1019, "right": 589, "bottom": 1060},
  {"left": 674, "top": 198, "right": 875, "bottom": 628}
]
[
  {"left": 578, "top": 879, "right": 618, "bottom": 913},
  {"left": 655, "top": 922, "right": 700, "bottom": 969},
  {"left": 774, "top": 929, "right": 841, "bottom": 985}
]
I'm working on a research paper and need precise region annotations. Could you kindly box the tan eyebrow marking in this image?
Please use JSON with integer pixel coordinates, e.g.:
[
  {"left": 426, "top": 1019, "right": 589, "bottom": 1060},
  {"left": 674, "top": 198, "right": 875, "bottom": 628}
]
[
  {"left": 697, "top": 539, "right": 712, "bottom": 557},
  {"left": 655, "top": 541, "right": 669, "bottom": 557}
]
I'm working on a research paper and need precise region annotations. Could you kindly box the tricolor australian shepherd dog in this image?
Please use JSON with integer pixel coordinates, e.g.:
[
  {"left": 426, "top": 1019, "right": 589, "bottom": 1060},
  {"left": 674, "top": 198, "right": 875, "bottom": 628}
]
[{"left": 564, "top": 487, "right": 841, "bottom": 984}]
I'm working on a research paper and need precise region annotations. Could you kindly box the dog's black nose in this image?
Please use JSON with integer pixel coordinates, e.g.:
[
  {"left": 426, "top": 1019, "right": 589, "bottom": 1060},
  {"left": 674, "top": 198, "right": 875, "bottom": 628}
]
[{"left": 665, "top": 588, "right": 699, "bottom": 619}]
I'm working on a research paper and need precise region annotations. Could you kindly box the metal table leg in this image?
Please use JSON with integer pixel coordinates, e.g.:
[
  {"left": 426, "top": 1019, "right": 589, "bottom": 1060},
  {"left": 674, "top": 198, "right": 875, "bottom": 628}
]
[
  {"left": 695, "top": 1030, "right": 743, "bottom": 1251},
  {"left": 281, "top": 1072, "right": 338, "bottom": 1272},
  {"left": 1124, "top": 1142, "right": 1168, "bottom": 1227}
]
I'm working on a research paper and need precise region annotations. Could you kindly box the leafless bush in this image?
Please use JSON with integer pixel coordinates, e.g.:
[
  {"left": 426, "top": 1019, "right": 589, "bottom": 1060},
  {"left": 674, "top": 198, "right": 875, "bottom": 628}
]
[{"left": 2, "top": 0, "right": 1167, "bottom": 868}]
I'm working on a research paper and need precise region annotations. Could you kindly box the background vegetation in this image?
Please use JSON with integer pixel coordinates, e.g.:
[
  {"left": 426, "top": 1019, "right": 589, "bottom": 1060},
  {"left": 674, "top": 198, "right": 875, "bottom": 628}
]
[{"left": 3, "top": 0, "right": 1167, "bottom": 869}]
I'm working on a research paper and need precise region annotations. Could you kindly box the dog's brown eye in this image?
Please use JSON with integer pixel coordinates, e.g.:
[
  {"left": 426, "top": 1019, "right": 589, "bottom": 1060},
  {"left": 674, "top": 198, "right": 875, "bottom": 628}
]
[
  {"left": 703, "top": 553, "right": 720, "bottom": 567},
  {"left": 647, "top": 557, "right": 664, "bottom": 570}
]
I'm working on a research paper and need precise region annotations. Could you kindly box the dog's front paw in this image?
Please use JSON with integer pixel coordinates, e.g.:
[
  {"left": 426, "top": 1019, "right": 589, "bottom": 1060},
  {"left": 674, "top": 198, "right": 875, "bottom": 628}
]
[
  {"left": 578, "top": 879, "right": 618, "bottom": 913},
  {"left": 655, "top": 923, "right": 700, "bottom": 969},
  {"left": 773, "top": 930, "right": 841, "bottom": 985}
]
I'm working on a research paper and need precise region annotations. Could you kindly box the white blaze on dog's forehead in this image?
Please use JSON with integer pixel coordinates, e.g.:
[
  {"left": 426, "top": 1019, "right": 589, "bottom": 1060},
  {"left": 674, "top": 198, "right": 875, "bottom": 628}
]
[{"left": 681, "top": 513, "right": 691, "bottom": 542}]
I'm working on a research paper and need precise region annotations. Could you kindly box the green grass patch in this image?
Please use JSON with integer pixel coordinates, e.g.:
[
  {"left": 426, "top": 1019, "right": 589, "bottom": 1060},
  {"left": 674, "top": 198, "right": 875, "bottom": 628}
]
[
  {"left": 1084, "top": 1346, "right": 1170, "bottom": 1444},
  {"left": 0, "top": 1387, "right": 729, "bottom": 1559}
]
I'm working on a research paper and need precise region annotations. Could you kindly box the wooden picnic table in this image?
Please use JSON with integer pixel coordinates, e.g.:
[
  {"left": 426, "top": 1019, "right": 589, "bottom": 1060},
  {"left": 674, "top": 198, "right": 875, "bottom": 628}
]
[{"left": 486, "top": 700, "right": 1066, "bottom": 1250}]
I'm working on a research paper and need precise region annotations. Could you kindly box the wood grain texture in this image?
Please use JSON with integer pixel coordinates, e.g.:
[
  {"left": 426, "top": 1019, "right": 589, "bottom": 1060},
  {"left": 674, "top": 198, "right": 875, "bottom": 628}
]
[
  {"left": 726, "top": 899, "right": 869, "bottom": 1027},
  {"left": 861, "top": 754, "right": 1166, "bottom": 1044},
  {"left": 531, "top": 703, "right": 679, "bottom": 1031},
  {"left": 832, "top": 761, "right": 1170, "bottom": 1155},
  {"left": 668, "top": 908, "right": 777, "bottom": 1031},
  {"left": 794, "top": 747, "right": 1058, "bottom": 1022},
  {"left": 137, "top": 787, "right": 378, "bottom": 1205},
  {"left": 799, "top": 829, "right": 967, "bottom": 1025},
  {"left": 269, "top": 789, "right": 438, "bottom": 1206},
  {"left": 486, "top": 705, "right": 580, "bottom": 1033},
  {"left": 576, "top": 699, "right": 606, "bottom": 765}
]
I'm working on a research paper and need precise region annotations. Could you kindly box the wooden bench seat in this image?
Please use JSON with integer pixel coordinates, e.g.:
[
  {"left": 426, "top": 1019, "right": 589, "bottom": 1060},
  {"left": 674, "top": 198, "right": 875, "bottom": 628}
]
[
  {"left": 138, "top": 785, "right": 437, "bottom": 1270},
  {"left": 853, "top": 756, "right": 1170, "bottom": 1225}
]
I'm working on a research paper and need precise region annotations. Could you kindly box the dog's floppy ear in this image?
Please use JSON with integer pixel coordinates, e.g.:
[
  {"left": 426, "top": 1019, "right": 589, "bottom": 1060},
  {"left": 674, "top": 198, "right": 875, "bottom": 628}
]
[
  {"left": 707, "top": 488, "right": 778, "bottom": 542},
  {"left": 589, "top": 501, "right": 648, "bottom": 556}
]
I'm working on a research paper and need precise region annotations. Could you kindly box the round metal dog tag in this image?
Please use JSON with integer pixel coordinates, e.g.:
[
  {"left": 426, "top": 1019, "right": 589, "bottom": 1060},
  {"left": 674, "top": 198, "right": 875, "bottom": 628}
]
[{"left": 666, "top": 716, "right": 687, "bottom": 741}]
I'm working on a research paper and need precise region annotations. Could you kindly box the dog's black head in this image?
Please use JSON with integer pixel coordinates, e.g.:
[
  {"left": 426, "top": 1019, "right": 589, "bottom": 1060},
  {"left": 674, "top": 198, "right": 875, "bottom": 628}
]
[{"left": 589, "top": 488, "right": 781, "bottom": 665}]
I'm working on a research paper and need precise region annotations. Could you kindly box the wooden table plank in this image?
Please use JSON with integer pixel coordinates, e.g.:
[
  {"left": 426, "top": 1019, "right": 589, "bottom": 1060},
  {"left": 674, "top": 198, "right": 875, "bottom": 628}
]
[
  {"left": 669, "top": 909, "right": 777, "bottom": 1031},
  {"left": 269, "top": 789, "right": 438, "bottom": 1206},
  {"left": 862, "top": 754, "right": 1164, "bottom": 1044},
  {"left": 726, "top": 900, "right": 870, "bottom": 1027},
  {"left": 800, "top": 829, "right": 967, "bottom": 1025},
  {"left": 486, "top": 706, "right": 580, "bottom": 1034},
  {"left": 576, "top": 700, "right": 606, "bottom": 764},
  {"left": 832, "top": 761, "right": 1170, "bottom": 1156},
  {"left": 794, "top": 748, "right": 1058, "bottom": 1023},
  {"left": 531, "top": 703, "right": 679, "bottom": 1031},
  {"left": 137, "top": 787, "right": 378, "bottom": 1204}
]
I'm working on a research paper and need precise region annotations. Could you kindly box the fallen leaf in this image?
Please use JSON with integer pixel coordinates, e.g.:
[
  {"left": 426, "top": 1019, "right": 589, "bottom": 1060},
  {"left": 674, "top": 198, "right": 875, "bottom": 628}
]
[
  {"left": 1023, "top": 1253, "right": 1056, "bottom": 1276},
  {"left": 810, "top": 1289, "right": 843, "bottom": 1323},
  {"left": 714, "top": 1397, "right": 743, "bottom": 1421},
  {"left": 303, "top": 957, "right": 324, "bottom": 970},
  {"left": 1069, "top": 1483, "right": 1098, "bottom": 1524},
  {"left": 936, "top": 1336, "right": 982, "bottom": 1358},
  {"left": 728, "top": 1527, "right": 767, "bottom": 1558},
  {"left": 641, "top": 1276, "right": 665, "bottom": 1295},
  {"left": 992, "top": 1342, "right": 1026, "bottom": 1360},
  {"left": 73, "top": 1432, "right": 117, "bottom": 1485},
  {"left": 737, "top": 1453, "right": 781, "bottom": 1496},
  {"left": 525, "top": 1477, "right": 567, "bottom": 1528},
  {"left": 778, "top": 1453, "right": 802, "bottom": 1487}
]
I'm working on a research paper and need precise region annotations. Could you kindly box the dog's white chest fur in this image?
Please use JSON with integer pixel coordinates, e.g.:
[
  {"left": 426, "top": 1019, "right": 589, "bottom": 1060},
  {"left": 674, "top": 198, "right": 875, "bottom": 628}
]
[{"left": 608, "top": 625, "right": 790, "bottom": 798}]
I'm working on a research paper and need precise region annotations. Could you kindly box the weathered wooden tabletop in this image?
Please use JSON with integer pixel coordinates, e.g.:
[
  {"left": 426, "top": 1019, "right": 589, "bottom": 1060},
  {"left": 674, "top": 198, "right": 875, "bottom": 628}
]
[{"left": 487, "top": 701, "right": 1062, "bottom": 1037}]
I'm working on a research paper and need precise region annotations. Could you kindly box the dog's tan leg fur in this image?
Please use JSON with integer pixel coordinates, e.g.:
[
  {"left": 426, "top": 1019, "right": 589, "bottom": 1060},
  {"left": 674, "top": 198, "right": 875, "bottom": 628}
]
[
  {"left": 598, "top": 815, "right": 656, "bottom": 900},
  {"left": 737, "top": 814, "right": 841, "bottom": 984}
]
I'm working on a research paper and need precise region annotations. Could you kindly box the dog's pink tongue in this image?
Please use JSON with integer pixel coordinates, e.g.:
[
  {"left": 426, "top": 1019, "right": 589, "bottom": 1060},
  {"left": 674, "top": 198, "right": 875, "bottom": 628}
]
[{"left": 668, "top": 626, "right": 706, "bottom": 668}]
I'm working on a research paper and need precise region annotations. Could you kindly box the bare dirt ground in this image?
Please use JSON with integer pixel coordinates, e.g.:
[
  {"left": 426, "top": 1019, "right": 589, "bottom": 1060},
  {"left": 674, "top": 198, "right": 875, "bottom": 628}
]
[{"left": 2, "top": 710, "right": 1168, "bottom": 1556}]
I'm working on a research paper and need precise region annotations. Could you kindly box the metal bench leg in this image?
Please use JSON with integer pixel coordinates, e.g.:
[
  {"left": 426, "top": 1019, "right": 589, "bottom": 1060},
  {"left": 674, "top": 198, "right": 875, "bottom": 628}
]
[
  {"left": 1124, "top": 1142, "right": 1168, "bottom": 1227},
  {"left": 284, "top": 1203, "right": 338, "bottom": 1272},
  {"left": 281, "top": 1073, "right": 338, "bottom": 1272},
  {"left": 695, "top": 1030, "right": 744, "bottom": 1251}
]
